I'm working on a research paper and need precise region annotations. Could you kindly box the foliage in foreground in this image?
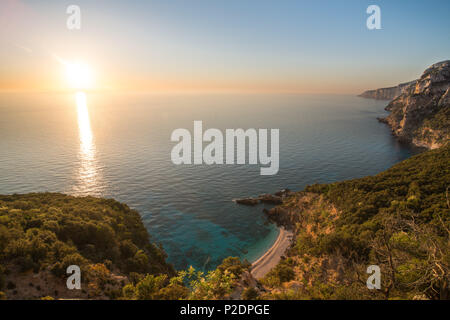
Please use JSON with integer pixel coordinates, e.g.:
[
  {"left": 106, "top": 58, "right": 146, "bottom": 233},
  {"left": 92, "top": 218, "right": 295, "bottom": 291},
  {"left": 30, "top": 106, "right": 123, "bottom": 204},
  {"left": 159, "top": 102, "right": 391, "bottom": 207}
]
[{"left": 121, "top": 257, "right": 250, "bottom": 300}]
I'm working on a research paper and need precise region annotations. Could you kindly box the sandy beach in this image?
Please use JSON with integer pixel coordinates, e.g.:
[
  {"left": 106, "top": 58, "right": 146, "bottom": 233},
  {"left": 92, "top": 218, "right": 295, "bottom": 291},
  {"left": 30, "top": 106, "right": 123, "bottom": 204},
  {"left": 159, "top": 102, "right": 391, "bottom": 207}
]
[{"left": 251, "top": 227, "right": 294, "bottom": 279}]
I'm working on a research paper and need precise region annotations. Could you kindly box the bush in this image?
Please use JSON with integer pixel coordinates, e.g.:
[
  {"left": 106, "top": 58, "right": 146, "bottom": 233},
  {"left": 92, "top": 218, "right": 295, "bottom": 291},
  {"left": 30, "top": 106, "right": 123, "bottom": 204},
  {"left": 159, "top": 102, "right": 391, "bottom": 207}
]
[{"left": 242, "top": 287, "right": 259, "bottom": 300}]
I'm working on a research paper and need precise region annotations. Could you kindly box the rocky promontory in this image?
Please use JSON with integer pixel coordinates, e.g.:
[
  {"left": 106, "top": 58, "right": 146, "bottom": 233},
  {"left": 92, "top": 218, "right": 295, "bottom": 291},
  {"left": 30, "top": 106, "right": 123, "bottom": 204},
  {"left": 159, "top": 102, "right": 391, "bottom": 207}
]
[
  {"left": 233, "top": 189, "right": 293, "bottom": 206},
  {"left": 359, "top": 80, "right": 416, "bottom": 100},
  {"left": 380, "top": 60, "right": 450, "bottom": 149}
]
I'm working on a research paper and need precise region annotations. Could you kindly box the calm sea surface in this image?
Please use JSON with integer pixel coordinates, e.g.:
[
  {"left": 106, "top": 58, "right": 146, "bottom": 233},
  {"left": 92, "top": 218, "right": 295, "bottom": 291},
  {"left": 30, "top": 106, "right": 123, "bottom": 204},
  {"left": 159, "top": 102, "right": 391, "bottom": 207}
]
[{"left": 0, "top": 93, "right": 417, "bottom": 270}]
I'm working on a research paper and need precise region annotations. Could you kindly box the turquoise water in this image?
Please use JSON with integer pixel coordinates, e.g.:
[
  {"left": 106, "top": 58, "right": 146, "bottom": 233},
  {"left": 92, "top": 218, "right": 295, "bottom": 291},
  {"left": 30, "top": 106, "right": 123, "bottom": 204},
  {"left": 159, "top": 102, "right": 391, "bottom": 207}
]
[{"left": 0, "top": 93, "right": 417, "bottom": 270}]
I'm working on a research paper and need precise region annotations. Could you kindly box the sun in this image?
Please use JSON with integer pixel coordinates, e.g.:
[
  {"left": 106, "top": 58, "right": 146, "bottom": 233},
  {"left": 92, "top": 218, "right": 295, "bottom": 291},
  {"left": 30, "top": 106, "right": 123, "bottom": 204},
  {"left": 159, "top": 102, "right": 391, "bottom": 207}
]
[{"left": 65, "top": 62, "right": 94, "bottom": 90}]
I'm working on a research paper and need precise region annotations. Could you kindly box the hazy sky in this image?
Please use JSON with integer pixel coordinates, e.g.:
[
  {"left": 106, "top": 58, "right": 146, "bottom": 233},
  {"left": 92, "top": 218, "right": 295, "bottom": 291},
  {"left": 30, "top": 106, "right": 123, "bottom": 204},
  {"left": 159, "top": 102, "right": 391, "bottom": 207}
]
[{"left": 1, "top": 0, "right": 449, "bottom": 93}]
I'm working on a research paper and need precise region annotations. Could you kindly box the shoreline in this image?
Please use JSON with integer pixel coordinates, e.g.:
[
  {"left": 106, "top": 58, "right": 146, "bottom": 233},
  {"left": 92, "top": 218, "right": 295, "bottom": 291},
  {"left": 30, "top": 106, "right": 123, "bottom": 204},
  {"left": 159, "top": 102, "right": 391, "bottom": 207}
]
[{"left": 250, "top": 226, "right": 294, "bottom": 280}]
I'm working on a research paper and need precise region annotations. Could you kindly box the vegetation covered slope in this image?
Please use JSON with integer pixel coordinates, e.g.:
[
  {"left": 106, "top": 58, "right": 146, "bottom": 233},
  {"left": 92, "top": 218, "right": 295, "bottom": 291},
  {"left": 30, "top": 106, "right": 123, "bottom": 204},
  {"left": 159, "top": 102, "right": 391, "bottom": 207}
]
[
  {"left": 0, "top": 193, "right": 174, "bottom": 299},
  {"left": 260, "top": 145, "right": 449, "bottom": 300}
]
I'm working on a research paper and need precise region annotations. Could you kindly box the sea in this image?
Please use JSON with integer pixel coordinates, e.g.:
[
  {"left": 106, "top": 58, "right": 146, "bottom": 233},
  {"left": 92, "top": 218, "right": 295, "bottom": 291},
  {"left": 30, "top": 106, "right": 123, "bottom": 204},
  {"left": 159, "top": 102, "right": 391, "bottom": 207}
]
[{"left": 0, "top": 92, "right": 417, "bottom": 270}]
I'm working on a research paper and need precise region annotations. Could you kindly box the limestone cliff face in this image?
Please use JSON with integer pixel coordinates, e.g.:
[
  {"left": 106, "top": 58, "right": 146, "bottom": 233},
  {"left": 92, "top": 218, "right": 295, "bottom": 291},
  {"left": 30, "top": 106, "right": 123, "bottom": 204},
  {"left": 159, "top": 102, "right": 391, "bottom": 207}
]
[
  {"left": 380, "top": 60, "right": 450, "bottom": 149},
  {"left": 359, "top": 81, "right": 416, "bottom": 100}
]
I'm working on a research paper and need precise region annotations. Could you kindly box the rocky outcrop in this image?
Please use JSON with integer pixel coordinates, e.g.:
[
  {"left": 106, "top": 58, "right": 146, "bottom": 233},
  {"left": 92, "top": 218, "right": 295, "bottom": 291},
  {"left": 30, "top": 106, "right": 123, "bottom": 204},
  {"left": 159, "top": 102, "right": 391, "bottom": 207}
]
[
  {"left": 233, "top": 189, "right": 294, "bottom": 206},
  {"left": 262, "top": 192, "right": 326, "bottom": 230},
  {"left": 359, "top": 81, "right": 416, "bottom": 100},
  {"left": 259, "top": 194, "right": 283, "bottom": 204},
  {"left": 380, "top": 60, "right": 450, "bottom": 149},
  {"left": 234, "top": 198, "right": 260, "bottom": 206}
]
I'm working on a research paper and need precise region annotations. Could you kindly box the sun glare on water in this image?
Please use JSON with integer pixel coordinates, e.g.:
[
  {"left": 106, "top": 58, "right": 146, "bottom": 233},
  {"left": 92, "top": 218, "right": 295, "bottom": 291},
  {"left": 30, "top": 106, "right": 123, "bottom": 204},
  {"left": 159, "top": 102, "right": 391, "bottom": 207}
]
[
  {"left": 76, "top": 92, "right": 93, "bottom": 150},
  {"left": 73, "top": 91, "right": 102, "bottom": 195}
]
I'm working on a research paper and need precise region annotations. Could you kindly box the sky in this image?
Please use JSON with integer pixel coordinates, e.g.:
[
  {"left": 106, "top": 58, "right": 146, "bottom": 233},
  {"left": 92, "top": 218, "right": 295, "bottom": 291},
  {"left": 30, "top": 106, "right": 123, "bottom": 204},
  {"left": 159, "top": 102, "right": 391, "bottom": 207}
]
[{"left": 0, "top": 0, "right": 449, "bottom": 94}]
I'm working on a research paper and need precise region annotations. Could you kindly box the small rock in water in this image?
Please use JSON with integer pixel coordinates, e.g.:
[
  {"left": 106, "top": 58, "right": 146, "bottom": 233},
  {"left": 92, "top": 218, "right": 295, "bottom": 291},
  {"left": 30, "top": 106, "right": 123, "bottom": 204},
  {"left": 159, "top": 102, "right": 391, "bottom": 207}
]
[{"left": 234, "top": 198, "right": 259, "bottom": 206}]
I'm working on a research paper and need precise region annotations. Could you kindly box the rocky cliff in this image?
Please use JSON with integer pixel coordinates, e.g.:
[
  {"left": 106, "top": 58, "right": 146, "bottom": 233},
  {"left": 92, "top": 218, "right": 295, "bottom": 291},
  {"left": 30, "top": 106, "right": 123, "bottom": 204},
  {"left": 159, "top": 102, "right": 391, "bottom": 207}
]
[
  {"left": 379, "top": 60, "right": 450, "bottom": 149},
  {"left": 359, "top": 81, "right": 415, "bottom": 100}
]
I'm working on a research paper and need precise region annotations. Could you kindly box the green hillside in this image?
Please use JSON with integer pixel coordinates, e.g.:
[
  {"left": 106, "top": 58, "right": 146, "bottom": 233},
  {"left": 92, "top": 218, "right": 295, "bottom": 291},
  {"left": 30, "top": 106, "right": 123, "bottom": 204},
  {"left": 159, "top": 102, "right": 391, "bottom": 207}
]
[
  {"left": 261, "top": 145, "right": 449, "bottom": 299},
  {"left": 0, "top": 193, "right": 174, "bottom": 299}
]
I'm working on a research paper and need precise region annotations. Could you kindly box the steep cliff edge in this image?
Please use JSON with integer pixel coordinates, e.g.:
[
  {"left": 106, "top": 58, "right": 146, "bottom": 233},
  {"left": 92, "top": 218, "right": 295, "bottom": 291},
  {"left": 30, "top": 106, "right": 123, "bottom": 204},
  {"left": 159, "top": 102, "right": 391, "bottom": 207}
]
[
  {"left": 359, "top": 81, "right": 415, "bottom": 100},
  {"left": 380, "top": 60, "right": 450, "bottom": 149}
]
